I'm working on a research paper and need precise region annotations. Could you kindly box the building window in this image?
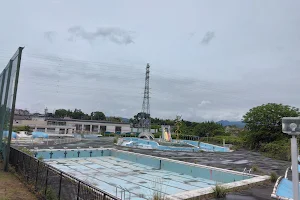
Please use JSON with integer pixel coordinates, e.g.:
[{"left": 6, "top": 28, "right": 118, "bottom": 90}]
[
  {"left": 100, "top": 126, "right": 106, "bottom": 133},
  {"left": 47, "top": 121, "right": 66, "bottom": 126},
  {"left": 84, "top": 125, "right": 90, "bottom": 131},
  {"left": 115, "top": 126, "right": 121, "bottom": 133},
  {"left": 47, "top": 128, "right": 55, "bottom": 133},
  {"left": 75, "top": 124, "right": 82, "bottom": 130}
]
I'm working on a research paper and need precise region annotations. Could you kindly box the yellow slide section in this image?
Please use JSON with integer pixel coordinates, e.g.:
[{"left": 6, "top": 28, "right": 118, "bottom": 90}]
[{"left": 164, "top": 131, "right": 170, "bottom": 142}]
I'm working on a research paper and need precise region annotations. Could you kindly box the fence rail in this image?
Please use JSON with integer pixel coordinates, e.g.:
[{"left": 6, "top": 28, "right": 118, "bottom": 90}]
[
  {"left": 53, "top": 137, "right": 82, "bottom": 145},
  {"left": 9, "top": 146, "right": 120, "bottom": 200}
]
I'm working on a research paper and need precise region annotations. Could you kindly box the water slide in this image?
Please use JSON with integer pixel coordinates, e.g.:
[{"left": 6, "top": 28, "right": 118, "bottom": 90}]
[
  {"left": 17, "top": 131, "right": 31, "bottom": 138},
  {"left": 138, "top": 132, "right": 155, "bottom": 140},
  {"left": 2, "top": 131, "right": 17, "bottom": 139},
  {"left": 161, "top": 125, "right": 171, "bottom": 142},
  {"left": 32, "top": 131, "right": 49, "bottom": 139}
]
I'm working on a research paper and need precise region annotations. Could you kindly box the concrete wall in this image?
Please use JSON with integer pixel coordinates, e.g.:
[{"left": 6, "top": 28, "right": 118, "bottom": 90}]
[{"left": 14, "top": 119, "right": 47, "bottom": 126}]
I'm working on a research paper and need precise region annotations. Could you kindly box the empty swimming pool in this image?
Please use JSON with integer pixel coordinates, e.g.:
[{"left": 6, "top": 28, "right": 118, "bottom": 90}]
[
  {"left": 118, "top": 137, "right": 231, "bottom": 152},
  {"left": 34, "top": 148, "right": 269, "bottom": 200}
]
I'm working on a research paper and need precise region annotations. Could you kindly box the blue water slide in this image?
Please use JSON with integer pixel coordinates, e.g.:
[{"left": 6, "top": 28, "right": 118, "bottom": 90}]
[
  {"left": 2, "top": 131, "right": 17, "bottom": 139},
  {"left": 272, "top": 177, "right": 299, "bottom": 199},
  {"left": 32, "top": 131, "right": 49, "bottom": 138}
]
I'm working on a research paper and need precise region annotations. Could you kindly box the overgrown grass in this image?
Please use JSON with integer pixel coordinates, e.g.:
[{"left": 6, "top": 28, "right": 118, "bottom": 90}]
[
  {"left": 113, "top": 136, "right": 119, "bottom": 144},
  {"left": 38, "top": 156, "right": 44, "bottom": 161},
  {"left": 260, "top": 140, "right": 291, "bottom": 161},
  {"left": 150, "top": 178, "right": 166, "bottom": 200},
  {"left": 251, "top": 165, "right": 260, "bottom": 173},
  {"left": 203, "top": 135, "right": 291, "bottom": 161},
  {"left": 152, "top": 192, "right": 166, "bottom": 200},
  {"left": 18, "top": 147, "right": 34, "bottom": 156},
  {"left": 270, "top": 172, "right": 278, "bottom": 183},
  {"left": 45, "top": 187, "right": 58, "bottom": 200},
  {"left": 212, "top": 185, "right": 227, "bottom": 198},
  {"left": 200, "top": 136, "right": 243, "bottom": 146}
]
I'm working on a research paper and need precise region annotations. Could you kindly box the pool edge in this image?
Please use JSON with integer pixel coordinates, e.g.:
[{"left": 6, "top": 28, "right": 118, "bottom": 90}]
[{"left": 166, "top": 175, "right": 270, "bottom": 200}]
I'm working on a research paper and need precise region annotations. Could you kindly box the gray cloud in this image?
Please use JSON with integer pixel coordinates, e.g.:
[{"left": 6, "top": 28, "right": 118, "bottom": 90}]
[
  {"left": 44, "top": 31, "right": 56, "bottom": 43},
  {"left": 68, "top": 26, "right": 134, "bottom": 45},
  {"left": 2, "top": 0, "right": 300, "bottom": 122},
  {"left": 201, "top": 31, "right": 215, "bottom": 45}
]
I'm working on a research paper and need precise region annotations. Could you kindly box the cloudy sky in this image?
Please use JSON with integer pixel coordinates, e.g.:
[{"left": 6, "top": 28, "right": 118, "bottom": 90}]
[{"left": 0, "top": 0, "right": 300, "bottom": 121}]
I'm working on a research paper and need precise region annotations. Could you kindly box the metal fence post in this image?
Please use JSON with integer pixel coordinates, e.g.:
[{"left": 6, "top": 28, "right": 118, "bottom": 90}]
[
  {"left": 35, "top": 160, "right": 39, "bottom": 190},
  {"left": 44, "top": 168, "right": 49, "bottom": 196},
  {"left": 77, "top": 181, "right": 81, "bottom": 200},
  {"left": 0, "top": 68, "right": 7, "bottom": 154},
  {"left": 27, "top": 156, "right": 31, "bottom": 182},
  {"left": 16, "top": 149, "right": 20, "bottom": 172},
  {"left": 4, "top": 47, "right": 24, "bottom": 171},
  {"left": 58, "top": 172, "right": 62, "bottom": 200},
  {"left": 0, "top": 61, "right": 12, "bottom": 163}
]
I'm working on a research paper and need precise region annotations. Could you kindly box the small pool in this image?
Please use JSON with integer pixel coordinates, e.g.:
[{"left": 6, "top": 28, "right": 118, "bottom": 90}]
[
  {"left": 118, "top": 138, "right": 230, "bottom": 152},
  {"left": 34, "top": 148, "right": 267, "bottom": 200}
]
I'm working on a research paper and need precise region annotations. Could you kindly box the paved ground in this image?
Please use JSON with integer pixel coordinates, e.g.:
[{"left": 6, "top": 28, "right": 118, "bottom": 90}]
[{"left": 20, "top": 137, "right": 290, "bottom": 199}]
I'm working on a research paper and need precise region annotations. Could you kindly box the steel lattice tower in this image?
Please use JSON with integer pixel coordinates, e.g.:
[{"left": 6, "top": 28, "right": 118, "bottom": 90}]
[{"left": 140, "top": 63, "right": 151, "bottom": 132}]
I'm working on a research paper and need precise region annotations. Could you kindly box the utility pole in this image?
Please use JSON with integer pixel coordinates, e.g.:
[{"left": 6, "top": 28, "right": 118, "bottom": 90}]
[{"left": 140, "top": 64, "right": 151, "bottom": 133}]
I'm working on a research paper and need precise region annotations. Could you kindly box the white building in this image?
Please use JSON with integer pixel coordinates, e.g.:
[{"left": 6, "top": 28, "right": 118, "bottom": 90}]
[{"left": 13, "top": 118, "right": 131, "bottom": 135}]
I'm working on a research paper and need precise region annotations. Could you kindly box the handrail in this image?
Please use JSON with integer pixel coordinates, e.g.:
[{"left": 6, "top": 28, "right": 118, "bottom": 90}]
[{"left": 285, "top": 167, "right": 290, "bottom": 179}]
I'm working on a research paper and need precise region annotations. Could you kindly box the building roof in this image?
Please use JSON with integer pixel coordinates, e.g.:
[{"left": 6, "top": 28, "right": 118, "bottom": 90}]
[{"left": 46, "top": 118, "right": 130, "bottom": 125}]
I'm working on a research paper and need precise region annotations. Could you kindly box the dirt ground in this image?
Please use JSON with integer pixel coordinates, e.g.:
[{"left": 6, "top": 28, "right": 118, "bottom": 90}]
[{"left": 0, "top": 161, "right": 37, "bottom": 200}]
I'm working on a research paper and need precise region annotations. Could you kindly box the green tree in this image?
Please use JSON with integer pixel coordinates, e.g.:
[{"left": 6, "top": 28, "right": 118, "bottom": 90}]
[
  {"left": 131, "top": 112, "right": 150, "bottom": 127},
  {"left": 106, "top": 116, "right": 122, "bottom": 122},
  {"left": 243, "top": 103, "right": 300, "bottom": 149},
  {"left": 54, "top": 109, "right": 68, "bottom": 118},
  {"left": 83, "top": 114, "right": 90, "bottom": 120},
  {"left": 72, "top": 109, "right": 85, "bottom": 119},
  {"left": 91, "top": 111, "right": 106, "bottom": 120},
  {"left": 243, "top": 103, "right": 299, "bottom": 133},
  {"left": 192, "top": 121, "right": 224, "bottom": 137},
  {"left": 13, "top": 125, "right": 30, "bottom": 132}
]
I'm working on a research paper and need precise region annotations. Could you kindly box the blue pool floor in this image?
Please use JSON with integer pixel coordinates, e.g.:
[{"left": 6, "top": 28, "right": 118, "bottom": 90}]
[{"left": 45, "top": 157, "right": 218, "bottom": 199}]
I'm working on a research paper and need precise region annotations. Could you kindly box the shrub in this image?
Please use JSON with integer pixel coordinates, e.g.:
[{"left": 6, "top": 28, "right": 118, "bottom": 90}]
[
  {"left": 270, "top": 172, "right": 278, "bottom": 183},
  {"left": 113, "top": 137, "right": 119, "bottom": 144},
  {"left": 212, "top": 129, "right": 230, "bottom": 136},
  {"left": 12, "top": 125, "right": 30, "bottom": 132},
  {"left": 260, "top": 140, "right": 290, "bottom": 161},
  {"left": 200, "top": 136, "right": 243, "bottom": 146},
  {"left": 251, "top": 165, "right": 259, "bottom": 173},
  {"left": 212, "top": 185, "right": 227, "bottom": 198},
  {"left": 153, "top": 192, "right": 166, "bottom": 200},
  {"left": 45, "top": 187, "right": 58, "bottom": 200},
  {"left": 18, "top": 147, "right": 34, "bottom": 156},
  {"left": 38, "top": 156, "right": 44, "bottom": 161}
]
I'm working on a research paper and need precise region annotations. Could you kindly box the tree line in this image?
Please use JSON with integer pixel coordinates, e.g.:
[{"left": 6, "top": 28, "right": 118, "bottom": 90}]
[
  {"left": 54, "top": 109, "right": 122, "bottom": 122},
  {"left": 130, "top": 112, "right": 225, "bottom": 137}
]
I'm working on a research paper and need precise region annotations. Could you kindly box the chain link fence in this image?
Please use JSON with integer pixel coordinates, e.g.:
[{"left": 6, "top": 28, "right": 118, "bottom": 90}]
[
  {"left": 0, "top": 47, "right": 24, "bottom": 171},
  {"left": 9, "top": 146, "right": 119, "bottom": 200}
]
